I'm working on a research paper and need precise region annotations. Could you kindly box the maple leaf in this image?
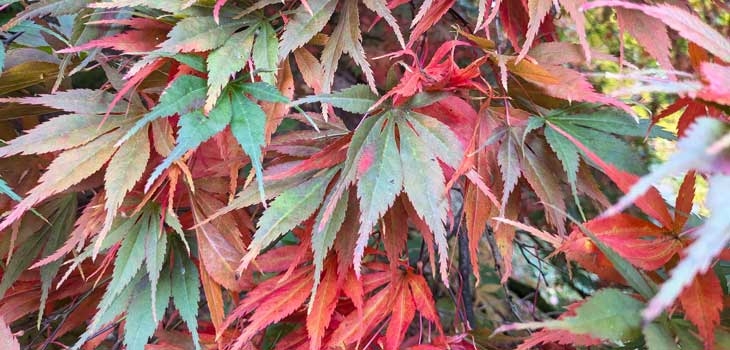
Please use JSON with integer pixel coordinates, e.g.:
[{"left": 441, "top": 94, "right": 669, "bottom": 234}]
[
  {"left": 614, "top": 8, "right": 672, "bottom": 72},
  {"left": 398, "top": 117, "right": 450, "bottom": 284},
  {"left": 224, "top": 266, "right": 313, "bottom": 349},
  {"left": 239, "top": 169, "right": 336, "bottom": 272},
  {"left": 192, "top": 193, "right": 246, "bottom": 291},
  {"left": 253, "top": 22, "right": 279, "bottom": 85},
  {"left": 321, "top": 0, "right": 376, "bottom": 93},
  {"left": 679, "top": 271, "right": 723, "bottom": 350},
  {"left": 157, "top": 16, "right": 244, "bottom": 53},
  {"left": 291, "top": 84, "right": 378, "bottom": 114},
  {"left": 643, "top": 175, "right": 730, "bottom": 324},
  {"left": 205, "top": 26, "right": 256, "bottom": 112},
  {"left": 496, "top": 289, "right": 644, "bottom": 344},
  {"left": 585, "top": 1, "right": 730, "bottom": 63},
  {"left": 384, "top": 277, "right": 416, "bottom": 350},
  {"left": 118, "top": 75, "right": 207, "bottom": 147},
  {"left": 354, "top": 114, "right": 402, "bottom": 275},
  {"left": 0, "top": 129, "right": 122, "bottom": 232},
  {"left": 306, "top": 258, "right": 339, "bottom": 350},
  {"left": 279, "top": 0, "right": 337, "bottom": 59},
  {"left": 558, "top": 214, "right": 681, "bottom": 280}
]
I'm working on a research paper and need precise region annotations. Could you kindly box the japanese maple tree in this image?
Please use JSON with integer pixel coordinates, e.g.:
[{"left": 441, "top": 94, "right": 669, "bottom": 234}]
[{"left": 0, "top": 0, "right": 729, "bottom": 349}]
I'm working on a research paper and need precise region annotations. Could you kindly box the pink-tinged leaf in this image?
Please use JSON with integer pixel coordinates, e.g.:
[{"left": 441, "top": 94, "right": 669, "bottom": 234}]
[
  {"left": 407, "top": 0, "right": 455, "bottom": 48},
  {"left": 698, "top": 62, "right": 730, "bottom": 105},
  {"left": 355, "top": 116, "right": 402, "bottom": 277},
  {"left": 398, "top": 119, "right": 450, "bottom": 286},
  {"left": 533, "top": 65, "right": 635, "bottom": 116},
  {"left": 615, "top": 8, "right": 673, "bottom": 72},
  {"left": 516, "top": 0, "right": 552, "bottom": 63},
  {"left": 475, "top": 0, "right": 500, "bottom": 32},
  {"left": 679, "top": 271, "right": 723, "bottom": 350},
  {"left": 557, "top": 0, "right": 590, "bottom": 62},
  {"left": 529, "top": 42, "right": 618, "bottom": 66},
  {"left": 306, "top": 260, "right": 339, "bottom": 350},
  {"left": 0, "top": 89, "right": 128, "bottom": 116},
  {"left": 341, "top": 268, "right": 364, "bottom": 311},
  {"left": 547, "top": 122, "right": 674, "bottom": 228},
  {"left": 57, "top": 26, "right": 168, "bottom": 54},
  {"left": 584, "top": 1, "right": 730, "bottom": 63},
  {"left": 384, "top": 279, "right": 416, "bottom": 350},
  {"left": 0, "top": 317, "right": 20, "bottom": 350},
  {"left": 293, "top": 48, "right": 324, "bottom": 93},
  {"left": 497, "top": 131, "right": 520, "bottom": 207},
  {"left": 320, "top": 0, "right": 376, "bottom": 93}
]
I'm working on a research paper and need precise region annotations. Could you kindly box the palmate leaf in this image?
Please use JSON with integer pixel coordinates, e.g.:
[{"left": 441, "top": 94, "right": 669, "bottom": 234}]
[
  {"left": 607, "top": 118, "right": 726, "bottom": 218},
  {"left": 0, "top": 195, "right": 75, "bottom": 299},
  {"left": 144, "top": 218, "right": 167, "bottom": 322},
  {"left": 679, "top": 271, "right": 723, "bottom": 350},
  {"left": 497, "top": 289, "right": 644, "bottom": 344},
  {"left": 278, "top": 0, "right": 337, "bottom": 59},
  {"left": 36, "top": 195, "right": 77, "bottom": 326},
  {"left": 252, "top": 21, "right": 278, "bottom": 85},
  {"left": 229, "top": 84, "right": 269, "bottom": 202},
  {"left": 158, "top": 16, "right": 244, "bottom": 53},
  {"left": 124, "top": 270, "right": 171, "bottom": 350},
  {"left": 100, "top": 125, "right": 150, "bottom": 248},
  {"left": 291, "top": 84, "right": 378, "bottom": 113},
  {"left": 237, "top": 81, "right": 289, "bottom": 103},
  {"left": 205, "top": 25, "right": 256, "bottom": 112},
  {"left": 0, "top": 113, "right": 128, "bottom": 157},
  {"left": 105, "top": 212, "right": 150, "bottom": 304},
  {"left": 118, "top": 75, "right": 207, "bottom": 146},
  {"left": 355, "top": 114, "right": 402, "bottom": 275},
  {"left": 239, "top": 169, "right": 337, "bottom": 271},
  {"left": 145, "top": 105, "right": 230, "bottom": 191},
  {"left": 405, "top": 111, "right": 464, "bottom": 168},
  {"left": 72, "top": 271, "right": 141, "bottom": 350},
  {"left": 320, "top": 0, "right": 375, "bottom": 92},
  {"left": 586, "top": 1, "right": 730, "bottom": 63},
  {"left": 310, "top": 188, "right": 349, "bottom": 301},
  {"left": 644, "top": 175, "right": 730, "bottom": 323},
  {"left": 318, "top": 114, "right": 382, "bottom": 227},
  {"left": 0, "top": 89, "right": 133, "bottom": 115},
  {"left": 497, "top": 130, "right": 520, "bottom": 205},
  {"left": 397, "top": 118, "right": 450, "bottom": 284},
  {"left": 307, "top": 258, "right": 339, "bottom": 350},
  {"left": 171, "top": 247, "right": 202, "bottom": 350},
  {"left": 0, "top": 129, "right": 122, "bottom": 232}
]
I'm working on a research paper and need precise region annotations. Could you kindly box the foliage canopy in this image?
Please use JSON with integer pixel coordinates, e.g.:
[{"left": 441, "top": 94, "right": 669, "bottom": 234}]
[{"left": 1, "top": 0, "right": 730, "bottom": 349}]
